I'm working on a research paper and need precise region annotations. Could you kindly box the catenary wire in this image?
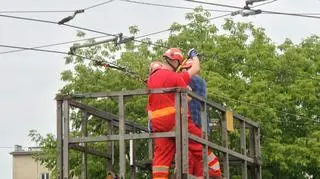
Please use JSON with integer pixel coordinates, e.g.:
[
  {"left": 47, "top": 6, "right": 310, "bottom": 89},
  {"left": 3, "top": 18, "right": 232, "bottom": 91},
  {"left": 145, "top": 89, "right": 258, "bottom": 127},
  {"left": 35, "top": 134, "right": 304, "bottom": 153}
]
[
  {"left": 0, "top": 35, "right": 107, "bottom": 54},
  {"left": 0, "top": 44, "right": 145, "bottom": 82},
  {"left": 118, "top": 0, "right": 233, "bottom": 13},
  {"left": 186, "top": 0, "right": 320, "bottom": 19},
  {"left": 0, "top": 10, "right": 75, "bottom": 13},
  {"left": 252, "top": 0, "right": 278, "bottom": 8},
  {"left": 0, "top": 0, "right": 115, "bottom": 14},
  {"left": 2, "top": 12, "right": 319, "bottom": 83},
  {"left": 1, "top": 2, "right": 319, "bottom": 83},
  {"left": 83, "top": 0, "right": 115, "bottom": 10},
  {"left": 1, "top": 43, "right": 319, "bottom": 123},
  {"left": 0, "top": 1, "right": 318, "bottom": 127},
  {"left": 209, "top": 0, "right": 279, "bottom": 20}
]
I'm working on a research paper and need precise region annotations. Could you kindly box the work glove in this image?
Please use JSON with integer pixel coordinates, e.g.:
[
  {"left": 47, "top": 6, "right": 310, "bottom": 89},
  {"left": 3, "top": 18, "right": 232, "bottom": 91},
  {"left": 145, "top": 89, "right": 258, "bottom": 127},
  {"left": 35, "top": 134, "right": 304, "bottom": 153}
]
[
  {"left": 148, "top": 120, "right": 152, "bottom": 133},
  {"left": 187, "top": 48, "right": 198, "bottom": 59}
]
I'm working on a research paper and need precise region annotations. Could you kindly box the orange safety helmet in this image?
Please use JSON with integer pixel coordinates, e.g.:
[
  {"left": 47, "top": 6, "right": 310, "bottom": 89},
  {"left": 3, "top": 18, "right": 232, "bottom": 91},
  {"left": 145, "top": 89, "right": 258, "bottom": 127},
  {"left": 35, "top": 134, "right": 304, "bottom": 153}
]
[
  {"left": 149, "top": 61, "right": 163, "bottom": 75},
  {"left": 181, "top": 59, "right": 193, "bottom": 69},
  {"left": 163, "top": 48, "right": 184, "bottom": 64}
]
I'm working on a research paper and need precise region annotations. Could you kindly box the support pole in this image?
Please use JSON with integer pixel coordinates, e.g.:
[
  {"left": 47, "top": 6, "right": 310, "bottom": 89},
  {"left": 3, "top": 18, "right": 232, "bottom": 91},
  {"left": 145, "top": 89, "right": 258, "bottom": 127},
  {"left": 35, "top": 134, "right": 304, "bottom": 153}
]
[
  {"left": 56, "top": 100, "right": 63, "bottom": 179},
  {"left": 181, "top": 92, "right": 189, "bottom": 177},
  {"left": 221, "top": 112, "right": 229, "bottom": 179},
  {"left": 81, "top": 111, "right": 88, "bottom": 179},
  {"left": 118, "top": 95, "right": 126, "bottom": 179},
  {"left": 62, "top": 100, "right": 70, "bottom": 179},
  {"left": 107, "top": 120, "right": 114, "bottom": 172},
  {"left": 240, "top": 121, "right": 247, "bottom": 179},
  {"left": 254, "top": 127, "right": 262, "bottom": 179},
  {"left": 249, "top": 127, "right": 255, "bottom": 179},
  {"left": 201, "top": 102, "right": 209, "bottom": 179},
  {"left": 175, "top": 93, "right": 182, "bottom": 179}
]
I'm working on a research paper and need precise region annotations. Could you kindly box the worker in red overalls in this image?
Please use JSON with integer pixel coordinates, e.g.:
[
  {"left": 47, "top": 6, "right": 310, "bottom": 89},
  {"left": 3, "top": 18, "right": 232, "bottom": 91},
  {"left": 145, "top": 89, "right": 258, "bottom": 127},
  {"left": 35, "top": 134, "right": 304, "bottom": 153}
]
[
  {"left": 181, "top": 60, "right": 222, "bottom": 178},
  {"left": 147, "top": 48, "right": 203, "bottom": 178}
]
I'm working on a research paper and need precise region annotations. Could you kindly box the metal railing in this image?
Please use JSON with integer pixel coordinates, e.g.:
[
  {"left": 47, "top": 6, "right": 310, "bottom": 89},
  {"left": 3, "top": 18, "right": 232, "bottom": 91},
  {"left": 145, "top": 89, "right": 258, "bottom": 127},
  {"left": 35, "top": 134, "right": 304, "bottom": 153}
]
[{"left": 56, "top": 88, "right": 261, "bottom": 179}]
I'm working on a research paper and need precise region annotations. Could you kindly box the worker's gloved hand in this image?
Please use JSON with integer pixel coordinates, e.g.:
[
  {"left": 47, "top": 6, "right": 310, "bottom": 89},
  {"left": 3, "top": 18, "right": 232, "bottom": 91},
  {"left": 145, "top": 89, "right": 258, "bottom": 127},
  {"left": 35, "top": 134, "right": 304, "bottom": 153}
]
[
  {"left": 187, "top": 48, "right": 198, "bottom": 59},
  {"left": 148, "top": 120, "right": 152, "bottom": 133}
]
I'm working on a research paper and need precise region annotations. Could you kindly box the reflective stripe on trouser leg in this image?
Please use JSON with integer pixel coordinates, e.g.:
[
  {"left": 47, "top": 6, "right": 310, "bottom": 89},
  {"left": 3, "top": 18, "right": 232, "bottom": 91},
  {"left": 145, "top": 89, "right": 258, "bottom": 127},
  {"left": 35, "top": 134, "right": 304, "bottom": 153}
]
[
  {"left": 188, "top": 120, "right": 203, "bottom": 176},
  {"left": 208, "top": 151, "right": 222, "bottom": 177},
  {"left": 152, "top": 138, "right": 175, "bottom": 179}
]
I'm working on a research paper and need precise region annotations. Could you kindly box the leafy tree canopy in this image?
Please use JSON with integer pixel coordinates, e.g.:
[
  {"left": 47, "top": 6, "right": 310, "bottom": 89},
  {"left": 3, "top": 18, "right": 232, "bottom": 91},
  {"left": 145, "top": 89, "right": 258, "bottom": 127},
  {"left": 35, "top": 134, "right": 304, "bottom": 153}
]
[{"left": 30, "top": 7, "right": 320, "bottom": 179}]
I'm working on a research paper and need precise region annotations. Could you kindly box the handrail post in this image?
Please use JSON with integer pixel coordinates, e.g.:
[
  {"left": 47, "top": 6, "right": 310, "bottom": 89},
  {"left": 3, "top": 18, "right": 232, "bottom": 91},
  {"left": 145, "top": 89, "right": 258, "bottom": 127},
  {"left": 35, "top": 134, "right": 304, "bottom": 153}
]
[
  {"left": 81, "top": 111, "right": 88, "bottom": 179},
  {"left": 181, "top": 91, "right": 189, "bottom": 178},
  {"left": 56, "top": 100, "right": 63, "bottom": 179},
  {"left": 175, "top": 92, "right": 182, "bottom": 179},
  {"left": 221, "top": 112, "right": 229, "bottom": 179},
  {"left": 118, "top": 95, "right": 126, "bottom": 179},
  {"left": 201, "top": 102, "right": 209, "bottom": 179},
  {"left": 62, "top": 100, "right": 70, "bottom": 179},
  {"left": 240, "top": 121, "right": 247, "bottom": 179}
]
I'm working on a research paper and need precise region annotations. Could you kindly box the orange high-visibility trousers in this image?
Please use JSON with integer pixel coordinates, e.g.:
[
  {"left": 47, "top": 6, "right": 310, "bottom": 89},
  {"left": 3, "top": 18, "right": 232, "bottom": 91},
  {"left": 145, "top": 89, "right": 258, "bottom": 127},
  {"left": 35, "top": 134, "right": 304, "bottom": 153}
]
[
  {"left": 151, "top": 113, "right": 203, "bottom": 178},
  {"left": 152, "top": 138, "right": 197, "bottom": 178},
  {"left": 191, "top": 148, "right": 222, "bottom": 177}
]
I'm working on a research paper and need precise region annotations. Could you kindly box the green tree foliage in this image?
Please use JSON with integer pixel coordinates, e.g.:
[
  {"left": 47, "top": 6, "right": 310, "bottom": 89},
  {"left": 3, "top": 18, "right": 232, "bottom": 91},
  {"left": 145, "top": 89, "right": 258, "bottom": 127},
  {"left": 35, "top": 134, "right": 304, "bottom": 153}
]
[{"left": 30, "top": 7, "right": 320, "bottom": 178}]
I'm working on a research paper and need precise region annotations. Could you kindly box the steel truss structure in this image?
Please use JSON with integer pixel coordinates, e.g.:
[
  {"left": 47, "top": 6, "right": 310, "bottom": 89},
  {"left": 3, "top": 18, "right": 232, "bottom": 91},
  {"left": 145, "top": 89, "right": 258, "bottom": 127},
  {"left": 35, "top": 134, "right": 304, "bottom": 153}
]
[{"left": 56, "top": 88, "right": 262, "bottom": 179}]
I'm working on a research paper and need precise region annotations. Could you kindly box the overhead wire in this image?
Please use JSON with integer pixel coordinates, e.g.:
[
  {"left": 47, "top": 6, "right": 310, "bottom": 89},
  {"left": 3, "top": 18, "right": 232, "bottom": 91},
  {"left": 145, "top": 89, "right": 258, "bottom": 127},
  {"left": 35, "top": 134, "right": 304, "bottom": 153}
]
[
  {"left": 1, "top": 3, "right": 319, "bottom": 84},
  {"left": 0, "top": 13, "right": 162, "bottom": 46},
  {"left": 0, "top": 44, "right": 72, "bottom": 55},
  {"left": 0, "top": 35, "right": 107, "bottom": 54},
  {"left": 262, "top": 10, "right": 320, "bottom": 19},
  {"left": 131, "top": 0, "right": 273, "bottom": 38},
  {"left": 0, "top": 44, "right": 146, "bottom": 83},
  {"left": 186, "top": 0, "right": 320, "bottom": 19},
  {"left": 118, "top": 0, "right": 233, "bottom": 13},
  {"left": 184, "top": 0, "right": 243, "bottom": 10},
  {"left": 208, "top": 0, "right": 279, "bottom": 20},
  {"left": 0, "top": 4, "right": 318, "bottom": 123},
  {"left": 2, "top": 49, "right": 318, "bottom": 125},
  {"left": 83, "top": 0, "right": 115, "bottom": 10},
  {"left": 0, "top": 0, "right": 116, "bottom": 14},
  {"left": 2, "top": 3, "right": 319, "bottom": 83},
  {"left": 253, "top": 0, "right": 278, "bottom": 7},
  {"left": 135, "top": 29, "right": 171, "bottom": 39},
  {"left": 0, "top": 10, "right": 75, "bottom": 14}
]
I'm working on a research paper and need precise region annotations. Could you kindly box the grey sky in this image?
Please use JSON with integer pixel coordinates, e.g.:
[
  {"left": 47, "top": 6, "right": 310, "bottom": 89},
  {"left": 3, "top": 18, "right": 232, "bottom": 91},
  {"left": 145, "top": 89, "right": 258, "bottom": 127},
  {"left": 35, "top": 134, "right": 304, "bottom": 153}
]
[{"left": 1, "top": 0, "right": 319, "bottom": 178}]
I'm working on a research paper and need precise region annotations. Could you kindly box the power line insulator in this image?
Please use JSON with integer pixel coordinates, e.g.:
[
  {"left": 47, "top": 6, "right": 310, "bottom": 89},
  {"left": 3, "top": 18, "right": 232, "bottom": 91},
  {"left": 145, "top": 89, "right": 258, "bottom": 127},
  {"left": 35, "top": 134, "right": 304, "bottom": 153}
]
[{"left": 241, "top": 9, "right": 262, "bottom": 16}]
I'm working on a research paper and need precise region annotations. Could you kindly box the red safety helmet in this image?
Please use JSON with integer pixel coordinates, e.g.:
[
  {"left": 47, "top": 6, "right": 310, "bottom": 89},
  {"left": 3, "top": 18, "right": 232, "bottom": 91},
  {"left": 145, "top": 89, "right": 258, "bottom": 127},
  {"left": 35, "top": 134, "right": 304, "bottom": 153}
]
[
  {"left": 163, "top": 48, "right": 184, "bottom": 64},
  {"left": 181, "top": 59, "right": 193, "bottom": 69},
  {"left": 149, "top": 61, "right": 163, "bottom": 75}
]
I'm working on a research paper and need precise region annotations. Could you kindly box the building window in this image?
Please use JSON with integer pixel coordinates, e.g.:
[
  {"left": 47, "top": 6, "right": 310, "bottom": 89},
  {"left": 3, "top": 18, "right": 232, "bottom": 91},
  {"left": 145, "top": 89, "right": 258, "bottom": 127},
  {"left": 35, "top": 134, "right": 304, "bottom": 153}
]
[{"left": 40, "top": 173, "right": 49, "bottom": 179}]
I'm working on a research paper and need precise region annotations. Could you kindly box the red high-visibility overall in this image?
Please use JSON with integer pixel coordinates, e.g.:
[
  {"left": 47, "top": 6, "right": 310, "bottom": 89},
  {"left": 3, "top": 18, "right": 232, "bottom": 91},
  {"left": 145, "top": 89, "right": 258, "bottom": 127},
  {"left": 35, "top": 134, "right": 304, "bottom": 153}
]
[{"left": 147, "top": 69, "right": 203, "bottom": 178}]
